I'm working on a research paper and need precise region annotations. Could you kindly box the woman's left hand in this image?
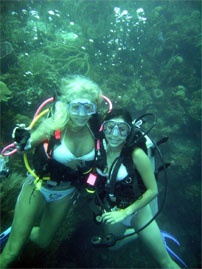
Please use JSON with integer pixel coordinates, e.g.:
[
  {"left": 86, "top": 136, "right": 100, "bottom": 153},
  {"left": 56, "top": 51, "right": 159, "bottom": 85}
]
[{"left": 101, "top": 210, "right": 127, "bottom": 224}]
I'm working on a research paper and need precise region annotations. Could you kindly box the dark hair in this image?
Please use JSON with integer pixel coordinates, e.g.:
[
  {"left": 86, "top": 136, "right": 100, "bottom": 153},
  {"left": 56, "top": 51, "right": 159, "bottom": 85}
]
[{"left": 104, "top": 108, "right": 133, "bottom": 127}]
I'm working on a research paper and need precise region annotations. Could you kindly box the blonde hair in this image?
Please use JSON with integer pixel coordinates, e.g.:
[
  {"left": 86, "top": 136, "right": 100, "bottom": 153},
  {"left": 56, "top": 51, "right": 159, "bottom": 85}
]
[
  {"left": 33, "top": 75, "right": 103, "bottom": 139},
  {"left": 59, "top": 75, "right": 102, "bottom": 104}
]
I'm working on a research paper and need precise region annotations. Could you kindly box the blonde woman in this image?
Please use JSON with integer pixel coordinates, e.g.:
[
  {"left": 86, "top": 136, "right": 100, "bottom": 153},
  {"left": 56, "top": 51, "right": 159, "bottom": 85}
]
[{"left": 0, "top": 75, "right": 103, "bottom": 268}]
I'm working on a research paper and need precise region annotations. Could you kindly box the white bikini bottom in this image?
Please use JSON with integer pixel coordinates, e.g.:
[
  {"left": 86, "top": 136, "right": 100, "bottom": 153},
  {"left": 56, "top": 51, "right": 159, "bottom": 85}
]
[{"left": 39, "top": 185, "right": 76, "bottom": 202}]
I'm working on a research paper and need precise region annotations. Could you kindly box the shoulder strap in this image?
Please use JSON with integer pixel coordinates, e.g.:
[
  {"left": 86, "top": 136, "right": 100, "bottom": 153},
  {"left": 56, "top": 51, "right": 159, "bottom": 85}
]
[
  {"left": 126, "top": 127, "right": 147, "bottom": 154},
  {"left": 32, "top": 130, "right": 61, "bottom": 178},
  {"left": 47, "top": 130, "right": 61, "bottom": 157},
  {"left": 94, "top": 138, "right": 107, "bottom": 172},
  {"left": 106, "top": 156, "right": 123, "bottom": 196},
  {"left": 89, "top": 113, "right": 103, "bottom": 139}
]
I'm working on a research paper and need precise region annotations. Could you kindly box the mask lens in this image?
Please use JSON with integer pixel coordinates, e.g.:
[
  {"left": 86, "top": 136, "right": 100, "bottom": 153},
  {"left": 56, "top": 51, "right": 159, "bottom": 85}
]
[
  {"left": 68, "top": 100, "right": 97, "bottom": 115},
  {"left": 103, "top": 121, "right": 116, "bottom": 134},
  {"left": 69, "top": 103, "right": 80, "bottom": 114},
  {"left": 103, "top": 121, "right": 131, "bottom": 137},
  {"left": 118, "top": 122, "right": 131, "bottom": 137},
  {"left": 83, "top": 103, "right": 95, "bottom": 114}
]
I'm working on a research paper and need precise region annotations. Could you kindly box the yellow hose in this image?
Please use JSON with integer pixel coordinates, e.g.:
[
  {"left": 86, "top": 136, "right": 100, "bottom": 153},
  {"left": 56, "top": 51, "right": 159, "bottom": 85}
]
[
  {"left": 23, "top": 108, "right": 50, "bottom": 181},
  {"left": 29, "top": 109, "right": 50, "bottom": 129},
  {"left": 23, "top": 153, "right": 38, "bottom": 178}
]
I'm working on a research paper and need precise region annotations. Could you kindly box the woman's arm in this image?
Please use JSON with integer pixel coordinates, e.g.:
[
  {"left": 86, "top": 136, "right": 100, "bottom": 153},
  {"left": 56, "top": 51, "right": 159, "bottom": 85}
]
[
  {"left": 15, "top": 101, "right": 68, "bottom": 150},
  {"left": 102, "top": 147, "right": 158, "bottom": 224},
  {"left": 14, "top": 120, "right": 56, "bottom": 150},
  {"left": 30, "top": 124, "right": 53, "bottom": 148}
]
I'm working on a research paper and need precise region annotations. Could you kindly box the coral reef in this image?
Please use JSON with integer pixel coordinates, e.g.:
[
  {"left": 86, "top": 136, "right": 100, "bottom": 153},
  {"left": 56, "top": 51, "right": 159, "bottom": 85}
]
[
  {"left": 0, "top": 1, "right": 200, "bottom": 268},
  {"left": 0, "top": 41, "right": 14, "bottom": 59},
  {"left": 187, "top": 89, "right": 201, "bottom": 122},
  {"left": 0, "top": 81, "right": 12, "bottom": 102},
  {"left": 0, "top": 172, "right": 23, "bottom": 230},
  {"left": 152, "top": 88, "right": 164, "bottom": 99}
]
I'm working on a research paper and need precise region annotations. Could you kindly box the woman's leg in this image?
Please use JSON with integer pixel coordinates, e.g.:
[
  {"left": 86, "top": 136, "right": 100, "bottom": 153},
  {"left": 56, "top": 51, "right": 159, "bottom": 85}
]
[
  {"left": 131, "top": 205, "right": 180, "bottom": 269},
  {"left": 30, "top": 191, "right": 74, "bottom": 248},
  {"left": 0, "top": 181, "right": 45, "bottom": 268}
]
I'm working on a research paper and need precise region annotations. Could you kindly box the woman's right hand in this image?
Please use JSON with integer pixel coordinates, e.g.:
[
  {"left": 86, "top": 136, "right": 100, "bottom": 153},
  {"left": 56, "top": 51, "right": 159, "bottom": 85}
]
[
  {"left": 12, "top": 124, "right": 31, "bottom": 151},
  {"left": 101, "top": 210, "right": 128, "bottom": 224}
]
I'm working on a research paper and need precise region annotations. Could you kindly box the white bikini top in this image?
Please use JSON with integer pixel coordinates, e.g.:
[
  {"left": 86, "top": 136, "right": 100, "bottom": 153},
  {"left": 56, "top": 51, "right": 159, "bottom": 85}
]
[
  {"left": 52, "top": 127, "right": 95, "bottom": 166},
  {"left": 53, "top": 141, "right": 95, "bottom": 166},
  {"left": 97, "top": 163, "right": 128, "bottom": 181}
]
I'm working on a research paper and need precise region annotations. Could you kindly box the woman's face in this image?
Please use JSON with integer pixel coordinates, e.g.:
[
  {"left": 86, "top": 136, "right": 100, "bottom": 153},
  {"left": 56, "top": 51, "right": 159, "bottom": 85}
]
[
  {"left": 68, "top": 98, "right": 97, "bottom": 127},
  {"left": 103, "top": 117, "right": 131, "bottom": 148}
]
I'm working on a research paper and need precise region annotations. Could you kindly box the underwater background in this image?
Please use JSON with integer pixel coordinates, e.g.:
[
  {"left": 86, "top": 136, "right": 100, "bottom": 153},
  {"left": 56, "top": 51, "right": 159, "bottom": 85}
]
[{"left": 0, "top": 0, "right": 201, "bottom": 268}]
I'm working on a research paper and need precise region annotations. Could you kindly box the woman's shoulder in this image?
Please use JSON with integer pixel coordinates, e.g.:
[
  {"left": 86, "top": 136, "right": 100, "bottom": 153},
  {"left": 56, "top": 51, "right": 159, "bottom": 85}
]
[{"left": 131, "top": 147, "right": 149, "bottom": 164}]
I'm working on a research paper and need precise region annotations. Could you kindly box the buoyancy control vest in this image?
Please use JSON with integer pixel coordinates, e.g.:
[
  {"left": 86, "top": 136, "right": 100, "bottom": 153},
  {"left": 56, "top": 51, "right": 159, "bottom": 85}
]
[
  {"left": 32, "top": 113, "right": 102, "bottom": 187},
  {"left": 93, "top": 128, "right": 152, "bottom": 209},
  {"left": 86, "top": 113, "right": 170, "bottom": 237}
]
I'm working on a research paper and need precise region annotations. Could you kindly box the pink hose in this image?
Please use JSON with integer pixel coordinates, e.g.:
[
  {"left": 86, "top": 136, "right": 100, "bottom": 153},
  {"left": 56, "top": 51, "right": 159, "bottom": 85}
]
[
  {"left": 1, "top": 143, "right": 17, "bottom": 156},
  {"left": 102, "top": 95, "right": 112, "bottom": 113},
  {"left": 33, "top": 97, "right": 54, "bottom": 118},
  {"left": 1, "top": 97, "right": 54, "bottom": 156}
]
